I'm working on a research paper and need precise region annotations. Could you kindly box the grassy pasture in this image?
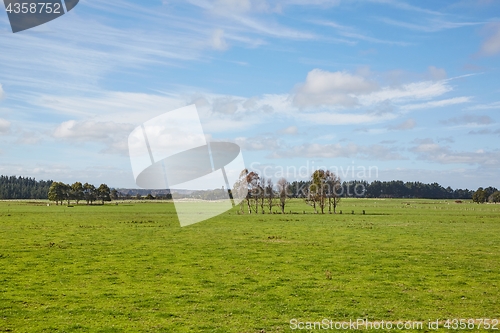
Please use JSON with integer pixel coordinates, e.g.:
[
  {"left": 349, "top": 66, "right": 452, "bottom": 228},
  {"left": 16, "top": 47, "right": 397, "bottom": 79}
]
[{"left": 0, "top": 199, "right": 499, "bottom": 332}]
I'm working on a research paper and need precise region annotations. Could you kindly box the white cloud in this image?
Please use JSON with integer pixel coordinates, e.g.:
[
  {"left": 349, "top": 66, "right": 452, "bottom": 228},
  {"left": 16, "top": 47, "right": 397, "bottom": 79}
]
[
  {"left": 229, "top": 14, "right": 317, "bottom": 39},
  {"left": 296, "top": 111, "right": 397, "bottom": 126},
  {"left": 389, "top": 118, "right": 416, "bottom": 130},
  {"left": 401, "top": 96, "right": 471, "bottom": 111},
  {"left": 367, "top": 0, "right": 442, "bottom": 15},
  {"left": 378, "top": 17, "right": 483, "bottom": 33},
  {"left": 214, "top": 0, "right": 253, "bottom": 13},
  {"left": 53, "top": 120, "right": 134, "bottom": 155},
  {"left": 30, "top": 90, "right": 269, "bottom": 135},
  {"left": 411, "top": 139, "right": 500, "bottom": 166},
  {"left": 187, "top": 0, "right": 317, "bottom": 40},
  {"left": 29, "top": 72, "right": 463, "bottom": 141},
  {"left": 313, "top": 20, "right": 408, "bottom": 45},
  {"left": 234, "top": 135, "right": 282, "bottom": 151},
  {"left": 426, "top": 66, "right": 447, "bottom": 81},
  {"left": 15, "top": 131, "right": 42, "bottom": 145},
  {"left": 467, "top": 101, "right": 500, "bottom": 110},
  {"left": 269, "top": 142, "right": 405, "bottom": 160},
  {"left": 54, "top": 120, "right": 133, "bottom": 141},
  {"left": 0, "top": 12, "right": 218, "bottom": 93},
  {"left": 293, "top": 69, "right": 378, "bottom": 108},
  {"left": 338, "top": 31, "right": 409, "bottom": 46},
  {"left": 479, "top": 23, "right": 500, "bottom": 56},
  {"left": 212, "top": 97, "right": 240, "bottom": 114},
  {"left": 360, "top": 80, "right": 452, "bottom": 105},
  {"left": 279, "top": 126, "right": 298, "bottom": 135},
  {"left": 282, "top": 0, "right": 341, "bottom": 7},
  {"left": 0, "top": 119, "right": 11, "bottom": 135},
  {"left": 35, "top": 92, "right": 186, "bottom": 123},
  {"left": 441, "top": 114, "right": 494, "bottom": 126},
  {"left": 211, "top": 29, "right": 229, "bottom": 50},
  {"left": 468, "top": 129, "right": 500, "bottom": 135},
  {"left": 0, "top": 84, "right": 4, "bottom": 100},
  {"left": 243, "top": 97, "right": 259, "bottom": 109},
  {"left": 197, "top": 0, "right": 341, "bottom": 14}
]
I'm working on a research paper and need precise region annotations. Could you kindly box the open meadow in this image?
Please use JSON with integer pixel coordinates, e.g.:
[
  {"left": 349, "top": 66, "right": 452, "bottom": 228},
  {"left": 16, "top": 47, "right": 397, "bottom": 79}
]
[{"left": 0, "top": 199, "right": 499, "bottom": 332}]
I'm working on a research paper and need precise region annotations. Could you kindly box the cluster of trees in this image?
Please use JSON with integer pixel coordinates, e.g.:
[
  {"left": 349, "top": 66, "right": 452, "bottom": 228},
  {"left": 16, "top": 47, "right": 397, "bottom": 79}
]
[
  {"left": 305, "top": 170, "right": 342, "bottom": 214},
  {"left": 232, "top": 170, "right": 290, "bottom": 214},
  {"left": 232, "top": 169, "right": 342, "bottom": 214},
  {"left": 0, "top": 175, "right": 53, "bottom": 199},
  {"left": 472, "top": 187, "right": 500, "bottom": 204},
  {"left": 48, "top": 182, "right": 114, "bottom": 205}
]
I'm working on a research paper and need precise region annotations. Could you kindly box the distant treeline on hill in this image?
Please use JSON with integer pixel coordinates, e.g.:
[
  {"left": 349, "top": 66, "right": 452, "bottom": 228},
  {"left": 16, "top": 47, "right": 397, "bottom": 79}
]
[
  {"left": 288, "top": 180, "right": 479, "bottom": 199},
  {"left": 0, "top": 175, "right": 53, "bottom": 199}
]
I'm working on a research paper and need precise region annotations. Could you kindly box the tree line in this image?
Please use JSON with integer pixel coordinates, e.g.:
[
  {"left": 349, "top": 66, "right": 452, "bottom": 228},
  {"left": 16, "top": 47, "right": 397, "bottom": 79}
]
[
  {"left": 0, "top": 174, "right": 497, "bottom": 205},
  {"left": 0, "top": 175, "right": 53, "bottom": 199},
  {"left": 48, "top": 182, "right": 114, "bottom": 205},
  {"left": 288, "top": 180, "right": 476, "bottom": 199}
]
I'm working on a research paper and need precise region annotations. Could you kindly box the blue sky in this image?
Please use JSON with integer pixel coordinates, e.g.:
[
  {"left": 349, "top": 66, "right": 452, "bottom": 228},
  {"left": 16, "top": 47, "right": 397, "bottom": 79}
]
[{"left": 0, "top": 0, "right": 499, "bottom": 189}]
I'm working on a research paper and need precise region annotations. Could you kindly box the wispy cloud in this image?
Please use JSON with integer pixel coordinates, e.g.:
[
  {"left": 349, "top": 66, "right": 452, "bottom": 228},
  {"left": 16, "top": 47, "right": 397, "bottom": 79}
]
[
  {"left": 295, "top": 111, "right": 397, "bottom": 126},
  {"left": 312, "top": 20, "right": 409, "bottom": 45},
  {"left": 478, "top": 23, "right": 500, "bottom": 56},
  {"left": 211, "top": 29, "right": 229, "bottom": 50},
  {"left": 367, "top": 0, "right": 443, "bottom": 16},
  {"left": 269, "top": 142, "right": 405, "bottom": 160},
  {"left": 441, "top": 114, "right": 494, "bottom": 126},
  {"left": 279, "top": 126, "right": 298, "bottom": 135},
  {"left": 401, "top": 96, "right": 471, "bottom": 111},
  {"left": 467, "top": 101, "right": 500, "bottom": 110},
  {"left": 388, "top": 118, "right": 416, "bottom": 130},
  {"left": 378, "top": 17, "right": 484, "bottom": 32},
  {"left": 359, "top": 80, "right": 453, "bottom": 105},
  {"left": 0, "top": 119, "right": 11, "bottom": 135},
  {"left": 184, "top": 0, "right": 318, "bottom": 40},
  {"left": 468, "top": 128, "right": 500, "bottom": 135}
]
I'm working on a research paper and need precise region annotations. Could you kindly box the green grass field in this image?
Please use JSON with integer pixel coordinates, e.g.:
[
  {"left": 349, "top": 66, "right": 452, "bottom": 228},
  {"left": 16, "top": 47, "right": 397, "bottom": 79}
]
[{"left": 0, "top": 199, "right": 499, "bottom": 332}]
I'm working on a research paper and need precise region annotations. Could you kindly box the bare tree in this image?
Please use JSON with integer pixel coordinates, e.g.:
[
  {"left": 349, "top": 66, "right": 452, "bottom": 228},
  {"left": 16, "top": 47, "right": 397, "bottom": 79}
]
[
  {"left": 259, "top": 177, "right": 266, "bottom": 214},
  {"left": 246, "top": 171, "right": 260, "bottom": 214},
  {"left": 276, "top": 177, "right": 290, "bottom": 214},
  {"left": 265, "top": 178, "right": 275, "bottom": 213},
  {"left": 233, "top": 169, "right": 250, "bottom": 213},
  {"left": 326, "top": 171, "right": 341, "bottom": 214}
]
